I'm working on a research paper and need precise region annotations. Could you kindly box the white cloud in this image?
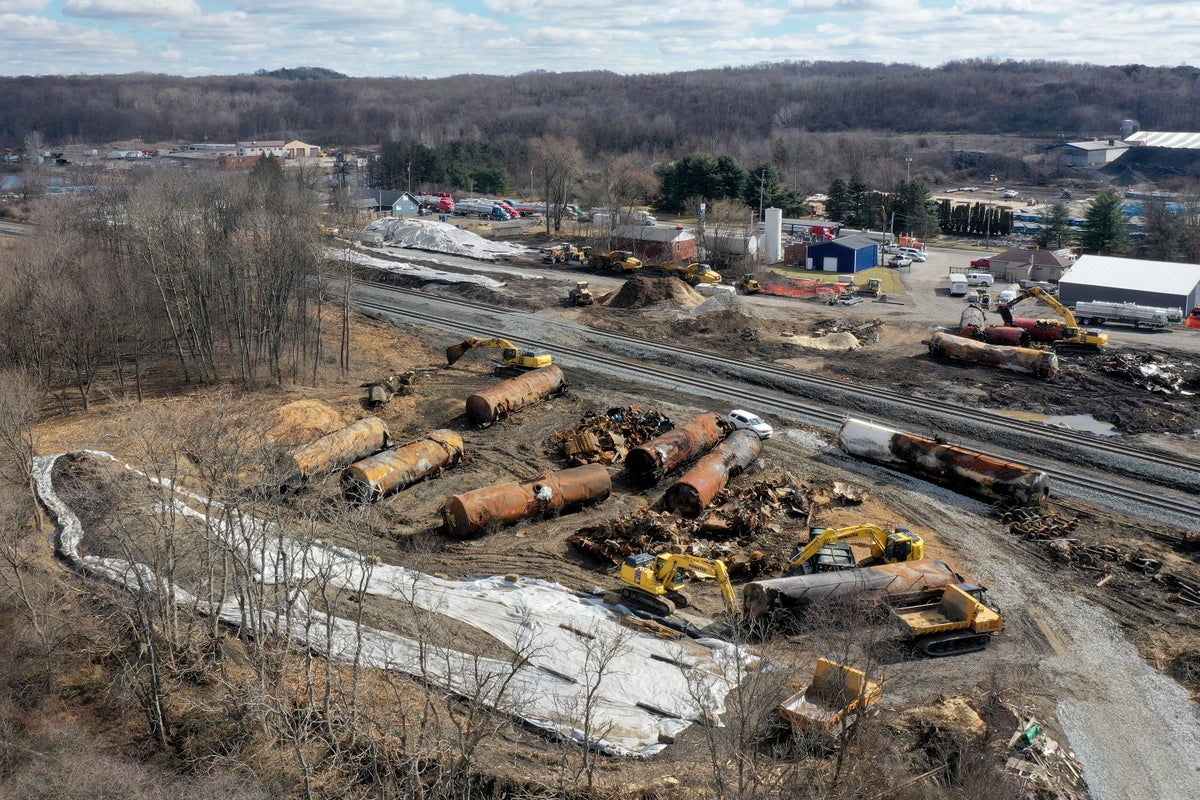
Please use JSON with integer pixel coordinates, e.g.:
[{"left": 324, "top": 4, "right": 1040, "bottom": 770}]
[
  {"left": 0, "top": 0, "right": 50, "bottom": 12},
  {"left": 64, "top": 0, "right": 202, "bottom": 19}
]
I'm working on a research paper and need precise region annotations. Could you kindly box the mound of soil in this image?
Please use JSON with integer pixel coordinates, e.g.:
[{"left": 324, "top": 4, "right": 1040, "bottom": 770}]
[
  {"left": 267, "top": 400, "right": 348, "bottom": 446},
  {"left": 1101, "top": 146, "right": 1200, "bottom": 184},
  {"left": 606, "top": 276, "right": 704, "bottom": 309}
]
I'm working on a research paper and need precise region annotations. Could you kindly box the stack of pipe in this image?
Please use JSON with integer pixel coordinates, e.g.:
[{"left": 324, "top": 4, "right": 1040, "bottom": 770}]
[{"left": 442, "top": 464, "right": 611, "bottom": 537}]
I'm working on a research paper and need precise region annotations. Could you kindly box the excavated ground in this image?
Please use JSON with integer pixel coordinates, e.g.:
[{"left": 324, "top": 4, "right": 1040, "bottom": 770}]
[{"left": 32, "top": 241, "right": 1200, "bottom": 799}]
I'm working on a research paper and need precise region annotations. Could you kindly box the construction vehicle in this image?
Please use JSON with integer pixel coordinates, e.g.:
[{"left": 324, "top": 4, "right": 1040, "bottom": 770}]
[
  {"left": 541, "top": 243, "right": 583, "bottom": 264},
  {"left": 661, "top": 262, "right": 723, "bottom": 285},
  {"left": 587, "top": 249, "right": 643, "bottom": 273},
  {"left": 736, "top": 274, "right": 761, "bottom": 294},
  {"left": 780, "top": 658, "right": 883, "bottom": 734},
  {"left": 618, "top": 552, "right": 737, "bottom": 617},
  {"left": 857, "top": 278, "right": 883, "bottom": 297},
  {"left": 787, "top": 525, "right": 924, "bottom": 575},
  {"left": 997, "top": 286, "right": 1108, "bottom": 348},
  {"left": 445, "top": 337, "right": 553, "bottom": 371},
  {"left": 889, "top": 583, "right": 1003, "bottom": 656},
  {"left": 567, "top": 281, "right": 594, "bottom": 306}
]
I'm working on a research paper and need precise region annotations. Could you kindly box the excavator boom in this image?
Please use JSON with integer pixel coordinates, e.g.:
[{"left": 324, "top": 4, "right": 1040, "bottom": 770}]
[
  {"left": 446, "top": 337, "right": 553, "bottom": 370},
  {"left": 788, "top": 524, "right": 924, "bottom": 574}
]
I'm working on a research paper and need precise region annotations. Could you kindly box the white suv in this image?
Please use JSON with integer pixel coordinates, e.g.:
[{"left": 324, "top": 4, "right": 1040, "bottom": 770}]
[
  {"left": 896, "top": 247, "right": 927, "bottom": 262},
  {"left": 728, "top": 410, "right": 773, "bottom": 439}
]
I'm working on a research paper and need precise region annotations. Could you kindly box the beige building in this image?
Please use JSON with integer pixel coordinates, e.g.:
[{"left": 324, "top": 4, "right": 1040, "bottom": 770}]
[{"left": 284, "top": 140, "right": 322, "bottom": 159}]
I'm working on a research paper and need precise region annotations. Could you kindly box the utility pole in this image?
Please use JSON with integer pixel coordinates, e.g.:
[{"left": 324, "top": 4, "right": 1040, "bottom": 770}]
[
  {"left": 904, "top": 156, "right": 913, "bottom": 182},
  {"left": 758, "top": 170, "right": 766, "bottom": 223},
  {"left": 406, "top": 161, "right": 412, "bottom": 193}
]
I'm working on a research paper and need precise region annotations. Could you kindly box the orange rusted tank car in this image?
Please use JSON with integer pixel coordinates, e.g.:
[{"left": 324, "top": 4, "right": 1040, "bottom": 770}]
[
  {"left": 929, "top": 331, "right": 1059, "bottom": 379},
  {"left": 663, "top": 430, "right": 763, "bottom": 517},
  {"left": 624, "top": 412, "right": 730, "bottom": 483},
  {"left": 442, "top": 463, "right": 611, "bottom": 537},
  {"left": 290, "top": 416, "right": 390, "bottom": 483},
  {"left": 342, "top": 430, "right": 465, "bottom": 502},
  {"left": 465, "top": 366, "right": 567, "bottom": 427}
]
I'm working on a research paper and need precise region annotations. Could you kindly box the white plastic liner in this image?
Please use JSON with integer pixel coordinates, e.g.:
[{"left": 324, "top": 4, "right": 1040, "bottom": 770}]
[
  {"left": 34, "top": 451, "right": 748, "bottom": 757},
  {"left": 356, "top": 217, "right": 530, "bottom": 261}
]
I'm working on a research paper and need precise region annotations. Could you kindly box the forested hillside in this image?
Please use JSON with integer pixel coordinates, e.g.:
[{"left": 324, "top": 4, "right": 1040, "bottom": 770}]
[{"left": 4, "top": 60, "right": 1200, "bottom": 154}]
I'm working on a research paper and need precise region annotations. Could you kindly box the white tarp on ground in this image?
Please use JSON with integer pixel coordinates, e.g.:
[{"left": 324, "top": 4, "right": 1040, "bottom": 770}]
[
  {"left": 359, "top": 217, "right": 530, "bottom": 261},
  {"left": 33, "top": 451, "right": 748, "bottom": 757},
  {"left": 332, "top": 248, "right": 507, "bottom": 288}
]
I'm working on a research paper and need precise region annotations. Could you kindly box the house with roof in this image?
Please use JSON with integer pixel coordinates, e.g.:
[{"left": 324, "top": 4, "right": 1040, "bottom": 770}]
[
  {"left": 358, "top": 190, "right": 421, "bottom": 217},
  {"left": 805, "top": 235, "right": 879, "bottom": 273},
  {"left": 1058, "top": 255, "right": 1200, "bottom": 313},
  {"left": 611, "top": 225, "right": 697, "bottom": 262},
  {"left": 985, "top": 248, "right": 1074, "bottom": 284}
]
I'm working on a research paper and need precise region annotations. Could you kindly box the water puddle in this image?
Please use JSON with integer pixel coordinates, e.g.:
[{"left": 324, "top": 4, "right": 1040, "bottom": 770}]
[{"left": 988, "top": 409, "right": 1119, "bottom": 436}]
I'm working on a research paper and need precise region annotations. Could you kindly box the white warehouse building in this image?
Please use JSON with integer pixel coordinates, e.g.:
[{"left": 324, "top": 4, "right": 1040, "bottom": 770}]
[{"left": 1057, "top": 255, "right": 1200, "bottom": 313}]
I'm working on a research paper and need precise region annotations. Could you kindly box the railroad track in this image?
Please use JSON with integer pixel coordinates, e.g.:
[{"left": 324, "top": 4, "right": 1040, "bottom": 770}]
[{"left": 353, "top": 280, "right": 1200, "bottom": 522}]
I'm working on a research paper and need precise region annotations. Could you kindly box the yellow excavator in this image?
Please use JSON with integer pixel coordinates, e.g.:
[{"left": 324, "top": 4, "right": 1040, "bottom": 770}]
[
  {"left": 998, "top": 286, "right": 1108, "bottom": 348},
  {"left": 445, "top": 337, "right": 553, "bottom": 371},
  {"left": 619, "top": 552, "right": 737, "bottom": 617},
  {"left": 787, "top": 524, "right": 925, "bottom": 575}
]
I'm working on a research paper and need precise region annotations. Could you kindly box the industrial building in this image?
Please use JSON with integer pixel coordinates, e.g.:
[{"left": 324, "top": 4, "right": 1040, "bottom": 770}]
[
  {"left": 1057, "top": 255, "right": 1200, "bottom": 313},
  {"left": 805, "top": 235, "right": 880, "bottom": 273},
  {"left": 611, "top": 225, "right": 697, "bottom": 263},
  {"left": 986, "top": 248, "right": 1074, "bottom": 284}
]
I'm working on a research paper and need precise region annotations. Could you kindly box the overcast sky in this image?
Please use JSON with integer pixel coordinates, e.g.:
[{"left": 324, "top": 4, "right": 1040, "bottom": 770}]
[{"left": 1, "top": 0, "right": 1197, "bottom": 78}]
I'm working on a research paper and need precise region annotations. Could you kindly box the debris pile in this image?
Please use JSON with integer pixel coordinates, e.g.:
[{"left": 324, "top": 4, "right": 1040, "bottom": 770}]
[
  {"left": 569, "top": 477, "right": 815, "bottom": 577},
  {"left": 551, "top": 407, "right": 673, "bottom": 466},
  {"left": 811, "top": 317, "right": 883, "bottom": 345},
  {"left": 994, "top": 506, "right": 1079, "bottom": 539},
  {"left": 1003, "top": 707, "right": 1086, "bottom": 800},
  {"left": 1098, "top": 352, "right": 1194, "bottom": 394},
  {"left": 362, "top": 370, "right": 418, "bottom": 409}
]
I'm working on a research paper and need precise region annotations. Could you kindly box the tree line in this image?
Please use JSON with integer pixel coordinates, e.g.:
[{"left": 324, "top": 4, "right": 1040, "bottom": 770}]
[{"left": 3, "top": 60, "right": 1200, "bottom": 155}]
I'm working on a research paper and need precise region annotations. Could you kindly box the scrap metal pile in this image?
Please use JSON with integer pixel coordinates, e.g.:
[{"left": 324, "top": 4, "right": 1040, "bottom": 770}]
[
  {"left": 1098, "top": 352, "right": 1195, "bottom": 393},
  {"left": 569, "top": 477, "right": 815, "bottom": 577},
  {"left": 811, "top": 317, "right": 883, "bottom": 345},
  {"left": 551, "top": 406, "right": 673, "bottom": 466}
]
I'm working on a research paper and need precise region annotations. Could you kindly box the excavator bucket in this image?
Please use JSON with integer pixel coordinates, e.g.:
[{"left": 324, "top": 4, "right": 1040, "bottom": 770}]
[{"left": 446, "top": 340, "right": 473, "bottom": 366}]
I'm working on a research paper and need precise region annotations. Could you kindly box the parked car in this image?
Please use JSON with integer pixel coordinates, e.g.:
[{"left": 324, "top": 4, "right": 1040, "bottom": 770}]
[
  {"left": 1002, "top": 190, "right": 1020, "bottom": 199},
  {"left": 888, "top": 255, "right": 912, "bottom": 267},
  {"left": 896, "top": 247, "right": 926, "bottom": 262},
  {"left": 970, "top": 257, "right": 991, "bottom": 268},
  {"left": 728, "top": 409, "right": 773, "bottom": 439},
  {"left": 966, "top": 272, "right": 994, "bottom": 287}
]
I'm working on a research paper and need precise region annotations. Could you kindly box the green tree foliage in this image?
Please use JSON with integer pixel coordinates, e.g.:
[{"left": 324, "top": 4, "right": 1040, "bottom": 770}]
[
  {"left": 888, "top": 180, "right": 940, "bottom": 239},
  {"left": 653, "top": 154, "right": 747, "bottom": 214},
  {"left": 372, "top": 139, "right": 512, "bottom": 194},
  {"left": 1080, "top": 188, "right": 1129, "bottom": 255},
  {"left": 825, "top": 178, "right": 849, "bottom": 222},
  {"left": 1035, "top": 202, "right": 1074, "bottom": 249},
  {"left": 741, "top": 164, "right": 809, "bottom": 217},
  {"left": 1137, "top": 199, "right": 1185, "bottom": 262},
  {"left": 937, "top": 200, "right": 1013, "bottom": 237}
]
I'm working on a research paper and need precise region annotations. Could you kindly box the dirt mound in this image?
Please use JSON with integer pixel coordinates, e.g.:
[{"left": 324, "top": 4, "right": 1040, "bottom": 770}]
[
  {"left": 605, "top": 276, "right": 705, "bottom": 309},
  {"left": 266, "top": 400, "right": 348, "bottom": 446},
  {"left": 1101, "top": 146, "right": 1200, "bottom": 185}
]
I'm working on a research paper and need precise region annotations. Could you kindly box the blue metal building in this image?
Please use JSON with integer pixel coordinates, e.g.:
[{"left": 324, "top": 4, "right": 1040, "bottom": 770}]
[{"left": 805, "top": 235, "right": 880, "bottom": 273}]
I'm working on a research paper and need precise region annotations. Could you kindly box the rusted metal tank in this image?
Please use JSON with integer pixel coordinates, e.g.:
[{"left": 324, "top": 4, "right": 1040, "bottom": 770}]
[
  {"left": 838, "top": 418, "right": 1050, "bottom": 505},
  {"left": 743, "top": 559, "right": 963, "bottom": 627},
  {"left": 1011, "top": 317, "right": 1067, "bottom": 343},
  {"left": 960, "top": 324, "right": 1031, "bottom": 347},
  {"left": 663, "top": 430, "right": 763, "bottom": 517},
  {"left": 291, "top": 416, "right": 390, "bottom": 482},
  {"left": 625, "top": 412, "right": 730, "bottom": 483},
  {"left": 465, "top": 366, "right": 566, "bottom": 427},
  {"left": 442, "top": 463, "right": 611, "bottom": 537},
  {"left": 930, "top": 331, "right": 1059, "bottom": 379},
  {"left": 341, "top": 429, "right": 465, "bottom": 503}
]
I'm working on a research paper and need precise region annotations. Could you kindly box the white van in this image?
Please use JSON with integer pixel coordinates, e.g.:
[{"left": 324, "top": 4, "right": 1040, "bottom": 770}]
[
  {"left": 948, "top": 274, "right": 969, "bottom": 296},
  {"left": 966, "top": 272, "right": 994, "bottom": 286},
  {"left": 897, "top": 247, "right": 927, "bottom": 262}
]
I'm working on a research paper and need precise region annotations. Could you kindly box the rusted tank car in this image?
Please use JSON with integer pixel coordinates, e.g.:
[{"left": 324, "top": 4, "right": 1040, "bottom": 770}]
[
  {"left": 341, "top": 430, "right": 465, "bottom": 503},
  {"left": 625, "top": 412, "right": 730, "bottom": 483},
  {"left": 663, "top": 430, "right": 763, "bottom": 517},
  {"left": 959, "top": 324, "right": 1031, "bottom": 347},
  {"left": 1010, "top": 317, "right": 1068, "bottom": 344},
  {"left": 465, "top": 366, "right": 567, "bottom": 427},
  {"left": 838, "top": 418, "right": 1050, "bottom": 505},
  {"left": 442, "top": 463, "right": 611, "bottom": 537},
  {"left": 930, "top": 331, "right": 1059, "bottom": 379},
  {"left": 743, "top": 559, "right": 964, "bottom": 628},
  {"left": 290, "top": 416, "right": 390, "bottom": 482}
]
